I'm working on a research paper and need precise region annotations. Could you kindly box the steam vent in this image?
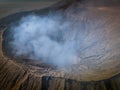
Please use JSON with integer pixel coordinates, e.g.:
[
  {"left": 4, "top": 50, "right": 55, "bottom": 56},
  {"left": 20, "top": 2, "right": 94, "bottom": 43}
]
[{"left": 0, "top": 0, "right": 120, "bottom": 90}]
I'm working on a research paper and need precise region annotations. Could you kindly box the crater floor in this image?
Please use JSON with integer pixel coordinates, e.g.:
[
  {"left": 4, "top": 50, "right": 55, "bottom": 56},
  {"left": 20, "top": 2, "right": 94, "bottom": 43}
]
[{"left": 0, "top": 1, "right": 120, "bottom": 90}]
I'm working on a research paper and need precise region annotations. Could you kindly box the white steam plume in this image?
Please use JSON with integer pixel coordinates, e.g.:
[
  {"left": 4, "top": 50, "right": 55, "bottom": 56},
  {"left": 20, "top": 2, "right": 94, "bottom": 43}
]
[{"left": 10, "top": 14, "right": 83, "bottom": 67}]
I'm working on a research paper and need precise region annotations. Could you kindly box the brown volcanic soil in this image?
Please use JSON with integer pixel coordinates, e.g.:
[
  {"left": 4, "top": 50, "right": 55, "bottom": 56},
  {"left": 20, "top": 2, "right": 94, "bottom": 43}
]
[
  {"left": 0, "top": 0, "right": 120, "bottom": 90},
  {"left": 0, "top": 2, "right": 57, "bottom": 19}
]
